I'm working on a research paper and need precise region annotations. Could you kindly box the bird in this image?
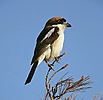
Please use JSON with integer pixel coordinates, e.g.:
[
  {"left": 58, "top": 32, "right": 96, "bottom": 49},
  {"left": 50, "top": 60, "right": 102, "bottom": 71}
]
[{"left": 25, "top": 16, "right": 71, "bottom": 85}]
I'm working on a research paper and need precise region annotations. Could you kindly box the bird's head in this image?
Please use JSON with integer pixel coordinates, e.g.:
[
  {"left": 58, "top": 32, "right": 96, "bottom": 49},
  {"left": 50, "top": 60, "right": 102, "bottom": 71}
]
[{"left": 45, "top": 17, "right": 71, "bottom": 30}]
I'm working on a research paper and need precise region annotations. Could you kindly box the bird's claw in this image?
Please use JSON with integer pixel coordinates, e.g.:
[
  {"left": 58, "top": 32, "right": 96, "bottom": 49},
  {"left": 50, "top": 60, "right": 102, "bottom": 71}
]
[
  {"left": 48, "top": 64, "right": 54, "bottom": 71},
  {"left": 55, "top": 57, "right": 61, "bottom": 63}
]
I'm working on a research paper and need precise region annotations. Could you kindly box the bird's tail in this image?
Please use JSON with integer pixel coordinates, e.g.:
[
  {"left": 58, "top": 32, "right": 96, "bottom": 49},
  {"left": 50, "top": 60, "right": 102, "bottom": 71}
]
[{"left": 25, "top": 61, "right": 38, "bottom": 85}]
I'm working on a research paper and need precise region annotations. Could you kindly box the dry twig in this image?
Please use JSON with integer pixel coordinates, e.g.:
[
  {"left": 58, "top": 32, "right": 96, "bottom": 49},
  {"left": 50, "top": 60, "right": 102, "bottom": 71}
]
[{"left": 44, "top": 52, "right": 92, "bottom": 100}]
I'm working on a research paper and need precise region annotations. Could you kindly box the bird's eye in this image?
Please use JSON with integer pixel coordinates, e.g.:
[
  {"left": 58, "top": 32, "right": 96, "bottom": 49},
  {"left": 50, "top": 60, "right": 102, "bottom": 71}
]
[
  {"left": 57, "top": 20, "right": 61, "bottom": 23},
  {"left": 57, "top": 20, "right": 62, "bottom": 24}
]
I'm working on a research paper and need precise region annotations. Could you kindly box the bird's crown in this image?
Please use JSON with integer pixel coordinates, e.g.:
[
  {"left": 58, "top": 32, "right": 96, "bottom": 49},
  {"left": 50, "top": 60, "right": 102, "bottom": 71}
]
[{"left": 45, "top": 17, "right": 66, "bottom": 27}]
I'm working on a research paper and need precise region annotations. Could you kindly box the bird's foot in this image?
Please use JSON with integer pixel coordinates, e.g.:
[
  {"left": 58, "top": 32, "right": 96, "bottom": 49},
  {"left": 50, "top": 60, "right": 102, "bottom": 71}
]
[
  {"left": 44, "top": 59, "right": 55, "bottom": 70},
  {"left": 55, "top": 56, "right": 61, "bottom": 63},
  {"left": 48, "top": 63, "right": 54, "bottom": 71}
]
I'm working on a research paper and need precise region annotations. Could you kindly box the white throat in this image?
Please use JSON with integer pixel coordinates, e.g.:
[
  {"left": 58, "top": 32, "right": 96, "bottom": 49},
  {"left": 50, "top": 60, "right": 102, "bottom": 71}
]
[{"left": 52, "top": 24, "right": 66, "bottom": 32}]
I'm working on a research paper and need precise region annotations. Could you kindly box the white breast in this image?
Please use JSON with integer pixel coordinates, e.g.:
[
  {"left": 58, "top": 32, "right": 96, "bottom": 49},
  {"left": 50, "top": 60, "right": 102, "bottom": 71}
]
[
  {"left": 44, "top": 24, "right": 66, "bottom": 61},
  {"left": 48, "top": 31, "right": 64, "bottom": 61}
]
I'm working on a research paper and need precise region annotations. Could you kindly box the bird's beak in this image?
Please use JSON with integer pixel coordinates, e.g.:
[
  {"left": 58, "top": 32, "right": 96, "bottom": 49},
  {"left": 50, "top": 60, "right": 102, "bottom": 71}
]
[{"left": 63, "top": 22, "right": 72, "bottom": 27}]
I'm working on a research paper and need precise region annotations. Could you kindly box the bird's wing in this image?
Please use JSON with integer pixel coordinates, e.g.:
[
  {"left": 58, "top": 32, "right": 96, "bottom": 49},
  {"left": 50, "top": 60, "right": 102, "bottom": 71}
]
[{"left": 31, "top": 27, "right": 59, "bottom": 65}]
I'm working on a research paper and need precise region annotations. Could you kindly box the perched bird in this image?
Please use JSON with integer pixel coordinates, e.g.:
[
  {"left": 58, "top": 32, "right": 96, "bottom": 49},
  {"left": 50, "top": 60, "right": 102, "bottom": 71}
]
[{"left": 25, "top": 17, "right": 71, "bottom": 85}]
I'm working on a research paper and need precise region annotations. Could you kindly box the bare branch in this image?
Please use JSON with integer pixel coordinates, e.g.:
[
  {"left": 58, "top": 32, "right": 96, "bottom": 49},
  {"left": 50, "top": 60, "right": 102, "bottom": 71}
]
[
  {"left": 44, "top": 52, "right": 92, "bottom": 100},
  {"left": 49, "top": 64, "right": 68, "bottom": 82}
]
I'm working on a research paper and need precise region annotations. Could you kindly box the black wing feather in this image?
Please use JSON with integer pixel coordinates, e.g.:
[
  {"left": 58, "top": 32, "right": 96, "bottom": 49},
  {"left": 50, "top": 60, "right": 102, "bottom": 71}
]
[{"left": 31, "top": 27, "right": 59, "bottom": 65}]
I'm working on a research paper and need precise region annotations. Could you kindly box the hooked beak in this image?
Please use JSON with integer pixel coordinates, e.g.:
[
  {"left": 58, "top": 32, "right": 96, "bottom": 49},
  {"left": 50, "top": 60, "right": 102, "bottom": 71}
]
[
  {"left": 66, "top": 22, "right": 72, "bottom": 27},
  {"left": 63, "top": 22, "right": 72, "bottom": 27}
]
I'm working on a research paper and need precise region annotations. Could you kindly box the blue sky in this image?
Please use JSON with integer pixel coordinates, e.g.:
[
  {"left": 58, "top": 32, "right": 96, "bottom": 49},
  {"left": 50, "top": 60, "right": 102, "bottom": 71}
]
[{"left": 0, "top": 0, "right": 103, "bottom": 100}]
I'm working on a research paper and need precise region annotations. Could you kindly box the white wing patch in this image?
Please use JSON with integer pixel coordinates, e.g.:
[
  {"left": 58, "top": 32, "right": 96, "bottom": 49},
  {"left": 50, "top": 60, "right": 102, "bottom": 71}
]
[{"left": 41, "top": 28, "right": 55, "bottom": 42}]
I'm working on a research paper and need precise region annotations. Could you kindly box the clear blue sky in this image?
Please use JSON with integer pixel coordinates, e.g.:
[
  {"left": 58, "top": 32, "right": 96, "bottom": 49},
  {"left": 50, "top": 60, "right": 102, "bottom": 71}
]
[{"left": 0, "top": 0, "right": 103, "bottom": 100}]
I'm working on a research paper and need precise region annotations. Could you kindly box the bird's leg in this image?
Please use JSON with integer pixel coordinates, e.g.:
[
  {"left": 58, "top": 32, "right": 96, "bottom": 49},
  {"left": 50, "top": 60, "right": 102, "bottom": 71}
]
[
  {"left": 55, "top": 56, "right": 61, "bottom": 63},
  {"left": 44, "top": 59, "right": 54, "bottom": 71},
  {"left": 55, "top": 52, "right": 66, "bottom": 63}
]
